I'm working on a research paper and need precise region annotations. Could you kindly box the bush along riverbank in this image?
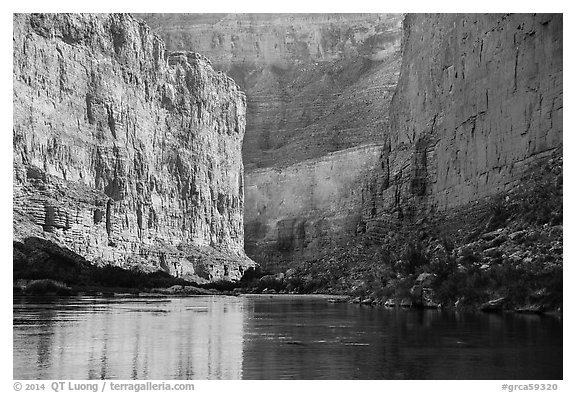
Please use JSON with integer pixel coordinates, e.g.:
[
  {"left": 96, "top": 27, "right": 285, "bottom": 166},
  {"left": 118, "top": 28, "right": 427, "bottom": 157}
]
[
  {"left": 13, "top": 236, "right": 240, "bottom": 297},
  {"left": 238, "top": 157, "right": 563, "bottom": 314}
]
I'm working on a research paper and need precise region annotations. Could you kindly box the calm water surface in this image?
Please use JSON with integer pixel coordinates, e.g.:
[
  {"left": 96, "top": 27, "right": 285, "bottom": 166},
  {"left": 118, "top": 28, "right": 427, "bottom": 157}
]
[{"left": 13, "top": 295, "right": 562, "bottom": 379}]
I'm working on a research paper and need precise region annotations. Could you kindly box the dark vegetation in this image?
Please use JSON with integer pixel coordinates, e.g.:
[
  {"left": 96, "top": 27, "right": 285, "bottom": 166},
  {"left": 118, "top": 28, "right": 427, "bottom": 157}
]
[
  {"left": 239, "top": 156, "right": 563, "bottom": 312},
  {"left": 13, "top": 237, "right": 229, "bottom": 295}
]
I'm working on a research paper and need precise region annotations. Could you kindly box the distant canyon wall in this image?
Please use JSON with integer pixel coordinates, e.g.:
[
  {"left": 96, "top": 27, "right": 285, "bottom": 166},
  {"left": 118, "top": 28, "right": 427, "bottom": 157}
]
[
  {"left": 365, "top": 13, "right": 562, "bottom": 228},
  {"left": 137, "top": 14, "right": 404, "bottom": 269},
  {"left": 244, "top": 144, "right": 383, "bottom": 271},
  {"left": 137, "top": 13, "right": 403, "bottom": 169},
  {"left": 13, "top": 13, "right": 255, "bottom": 281}
]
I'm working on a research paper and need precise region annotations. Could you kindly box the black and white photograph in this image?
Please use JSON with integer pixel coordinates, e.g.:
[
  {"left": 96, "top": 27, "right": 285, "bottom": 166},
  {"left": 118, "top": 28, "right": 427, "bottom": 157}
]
[{"left": 7, "top": 2, "right": 567, "bottom": 386}]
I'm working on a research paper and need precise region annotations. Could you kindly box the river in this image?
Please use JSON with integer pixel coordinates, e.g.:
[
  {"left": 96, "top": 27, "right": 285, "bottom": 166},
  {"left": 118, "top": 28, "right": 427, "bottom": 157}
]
[{"left": 13, "top": 294, "right": 562, "bottom": 379}]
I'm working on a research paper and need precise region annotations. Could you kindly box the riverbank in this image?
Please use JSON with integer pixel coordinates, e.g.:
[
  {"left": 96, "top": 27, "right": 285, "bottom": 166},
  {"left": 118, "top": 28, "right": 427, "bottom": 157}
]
[
  {"left": 13, "top": 278, "right": 243, "bottom": 298},
  {"left": 238, "top": 156, "right": 563, "bottom": 314},
  {"left": 13, "top": 157, "right": 562, "bottom": 314}
]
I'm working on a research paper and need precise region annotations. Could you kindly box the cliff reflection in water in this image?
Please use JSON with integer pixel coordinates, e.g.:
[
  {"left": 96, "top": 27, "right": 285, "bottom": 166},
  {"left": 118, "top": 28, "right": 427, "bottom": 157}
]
[
  {"left": 13, "top": 295, "right": 562, "bottom": 380},
  {"left": 13, "top": 297, "right": 244, "bottom": 379},
  {"left": 240, "top": 296, "right": 562, "bottom": 379}
]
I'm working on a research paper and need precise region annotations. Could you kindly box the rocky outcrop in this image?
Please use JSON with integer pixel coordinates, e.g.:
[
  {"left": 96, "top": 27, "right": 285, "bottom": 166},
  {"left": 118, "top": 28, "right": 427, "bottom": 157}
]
[
  {"left": 244, "top": 144, "right": 383, "bottom": 271},
  {"left": 366, "top": 14, "right": 562, "bottom": 224},
  {"left": 13, "top": 13, "right": 255, "bottom": 281},
  {"left": 137, "top": 13, "right": 403, "bottom": 169}
]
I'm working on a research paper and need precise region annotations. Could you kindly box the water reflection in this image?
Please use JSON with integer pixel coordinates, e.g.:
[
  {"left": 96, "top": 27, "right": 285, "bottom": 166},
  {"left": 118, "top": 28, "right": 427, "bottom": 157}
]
[
  {"left": 14, "top": 296, "right": 244, "bottom": 379},
  {"left": 241, "top": 296, "right": 562, "bottom": 379},
  {"left": 13, "top": 295, "right": 562, "bottom": 380}
]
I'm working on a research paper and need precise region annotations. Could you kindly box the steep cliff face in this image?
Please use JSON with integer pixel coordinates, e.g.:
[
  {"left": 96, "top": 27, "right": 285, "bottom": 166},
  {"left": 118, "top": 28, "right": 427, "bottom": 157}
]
[
  {"left": 132, "top": 14, "right": 562, "bottom": 282},
  {"left": 137, "top": 13, "right": 403, "bottom": 169},
  {"left": 367, "top": 13, "right": 562, "bottom": 224},
  {"left": 244, "top": 144, "right": 383, "bottom": 271},
  {"left": 13, "top": 13, "right": 255, "bottom": 281},
  {"left": 137, "top": 14, "right": 403, "bottom": 270},
  {"left": 241, "top": 14, "right": 562, "bottom": 308}
]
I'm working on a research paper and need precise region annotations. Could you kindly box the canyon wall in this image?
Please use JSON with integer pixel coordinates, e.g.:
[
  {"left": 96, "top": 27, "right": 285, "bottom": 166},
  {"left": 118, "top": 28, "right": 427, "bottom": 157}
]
[
  {"left": 364, "top": 13, "right": 563, "bottom": 230},
  {"left": 136, "top": 14, "right": 562, "bottom": 274},
  {"left": 137, "top": 13, "right": 403, "bottom": 169},
  {"left": 245, "top": 144, "right": 383, "bottom": 271},
  {"left": 13, "top": 13, "right": 255, "bottom": 281},
  {"left": 138, "top": 14, "right": 403, "bottom": 269}
]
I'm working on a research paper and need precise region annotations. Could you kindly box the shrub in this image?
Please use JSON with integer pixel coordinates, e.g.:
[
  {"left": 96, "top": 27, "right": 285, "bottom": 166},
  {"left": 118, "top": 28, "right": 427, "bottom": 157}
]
[
  {"left": 25, "top": 279, "right": 74, "bottom": 295},
  {"left": 486, "top": 195, "right": 509, "bottom": 230},
  {"left": 396, "top": 241, "right": 428, "bottom": 276}
]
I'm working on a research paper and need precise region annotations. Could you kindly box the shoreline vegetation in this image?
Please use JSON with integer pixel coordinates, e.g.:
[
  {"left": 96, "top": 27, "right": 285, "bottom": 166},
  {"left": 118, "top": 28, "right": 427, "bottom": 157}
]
[{"left": 14, "top": 157, "right": 562, "bottom": 315}]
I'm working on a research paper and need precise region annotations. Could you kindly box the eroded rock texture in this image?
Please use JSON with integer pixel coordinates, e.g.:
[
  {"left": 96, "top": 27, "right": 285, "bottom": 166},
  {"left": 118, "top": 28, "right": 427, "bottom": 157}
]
[
  {"left": 13, "top": 13, "right": 255, "bottom": 281},
  {"left": 137, "top": 14, "right": 404, "bottom": 269},
  {"left": 365, "top": 14, "right": 563, "bottom": 228},
  {"left": 133, "top": 14, "right": 562, "bottom": 275},
  {"left": 244, "top": 144, "right": 383, "bottom": 271},
  {"left": 137, "top": 13, "right": 403, "bottom": 169}
]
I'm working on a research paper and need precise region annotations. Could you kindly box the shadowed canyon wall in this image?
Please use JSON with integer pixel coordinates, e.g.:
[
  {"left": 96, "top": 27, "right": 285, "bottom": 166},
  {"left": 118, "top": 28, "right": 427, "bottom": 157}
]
[
  {"left": 138, "top": 14, "right": 404, "bottom": 269},
  {"left": 129, "top": 14, "right": 562, "bottom": 275},
  {"left": 138, "top": 13, "right": 403, "bottom": 169},
  {"left": 244, "top": 144, "right": 384, "bottom": 272},
  {"left": 363, "top": 13, "right": 563, "bottom": 235},
  {"left": 13, "top": 13, "right": 255, "bottom": 281}
]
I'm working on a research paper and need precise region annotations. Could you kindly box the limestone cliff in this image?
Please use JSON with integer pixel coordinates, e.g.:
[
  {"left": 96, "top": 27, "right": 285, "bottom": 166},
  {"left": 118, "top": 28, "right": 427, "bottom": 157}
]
[
  {"left": 241, "top": 14, "right": 562, "bottom": 310},
  {"left": 13, "top": 13, "right": 255, "bottom": 281},
  {"left": 137, "top": 13, "right": 403, "bottom": 169},
  {"left": 244, "top": 13, "right": 563, "bottom": 276},
  {"left": 137, "top": 14, "right": 403, "bottom": 269},
  {"left": 130, "top": 14, "right": 562, "bottom": 284},
  {"left": 244, "top": 144, "right": 383, "bottom": 272},
  {"left": 366, "top": 13, "right": 562, "bottom": 226}
]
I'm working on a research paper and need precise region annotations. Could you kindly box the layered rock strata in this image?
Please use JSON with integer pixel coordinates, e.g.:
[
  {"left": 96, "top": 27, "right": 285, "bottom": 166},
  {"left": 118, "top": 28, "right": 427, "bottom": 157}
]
[
  {"left": 137, "top": 13, "right": 403, "bottom": 169},
  {"left": 13, "top": 13, "right": 255, "bottom": 281},
  {"left": 135, "top": 13, "right": 562, "bottom": 276},
  {"left": 137, "top": 14, "right": 404, "bottom": 269},
  {"left": 244, "top": 144, "right": 383, "bottom": 271},
  {"left": 245, "top": 13, "right": 563, "bottom": 273}
]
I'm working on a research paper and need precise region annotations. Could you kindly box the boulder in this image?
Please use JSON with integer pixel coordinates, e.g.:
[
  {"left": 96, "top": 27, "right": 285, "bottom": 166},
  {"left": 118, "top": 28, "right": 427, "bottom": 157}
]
[
  {"left": 400, "top": 298, "right": 413, "bottom": 308},
  {"left": 515, "top": 304, "right": 545, "bottom": 314},
  {"left": 415, "top": 272, "right": 435, "bottom": 287},
  {"left": 480, "top": 297, "right": 506, "bottom": 312},
  {"left": 285, "top": 268, "right": 297, "bottom": 278},
  {"left": 509, "top": 230, "right": 527, "bottom": 242},
  {"left": 384, "top": 299, "right": 397, "bottom": 307},
  {"left": 481, "top": 228, "right": 506, "bottom": 241},
  {"left": 483, "top": 247, "right": 502, "bottom": 258}
]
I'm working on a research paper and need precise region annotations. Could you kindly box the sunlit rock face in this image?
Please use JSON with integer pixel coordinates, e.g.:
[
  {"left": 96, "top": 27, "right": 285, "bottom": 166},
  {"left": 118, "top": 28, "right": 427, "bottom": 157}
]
[
  {"left": 363, "top": 13, "right": 563, "bottom": 230},
  {"left": 244, "top": 144, "right": 384, "bottom": 272},
  {"left": 136, "top": 13, "right": 403, "bottom": 169},
  {"left": 137, "top": 14, "right": 562, "bottom": 273},
  {"left": 137, "top": 14, "right": 404, "bottom": 270},
  {"left": 13, "top": 13, "right": 255, "bottom": 281}
]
